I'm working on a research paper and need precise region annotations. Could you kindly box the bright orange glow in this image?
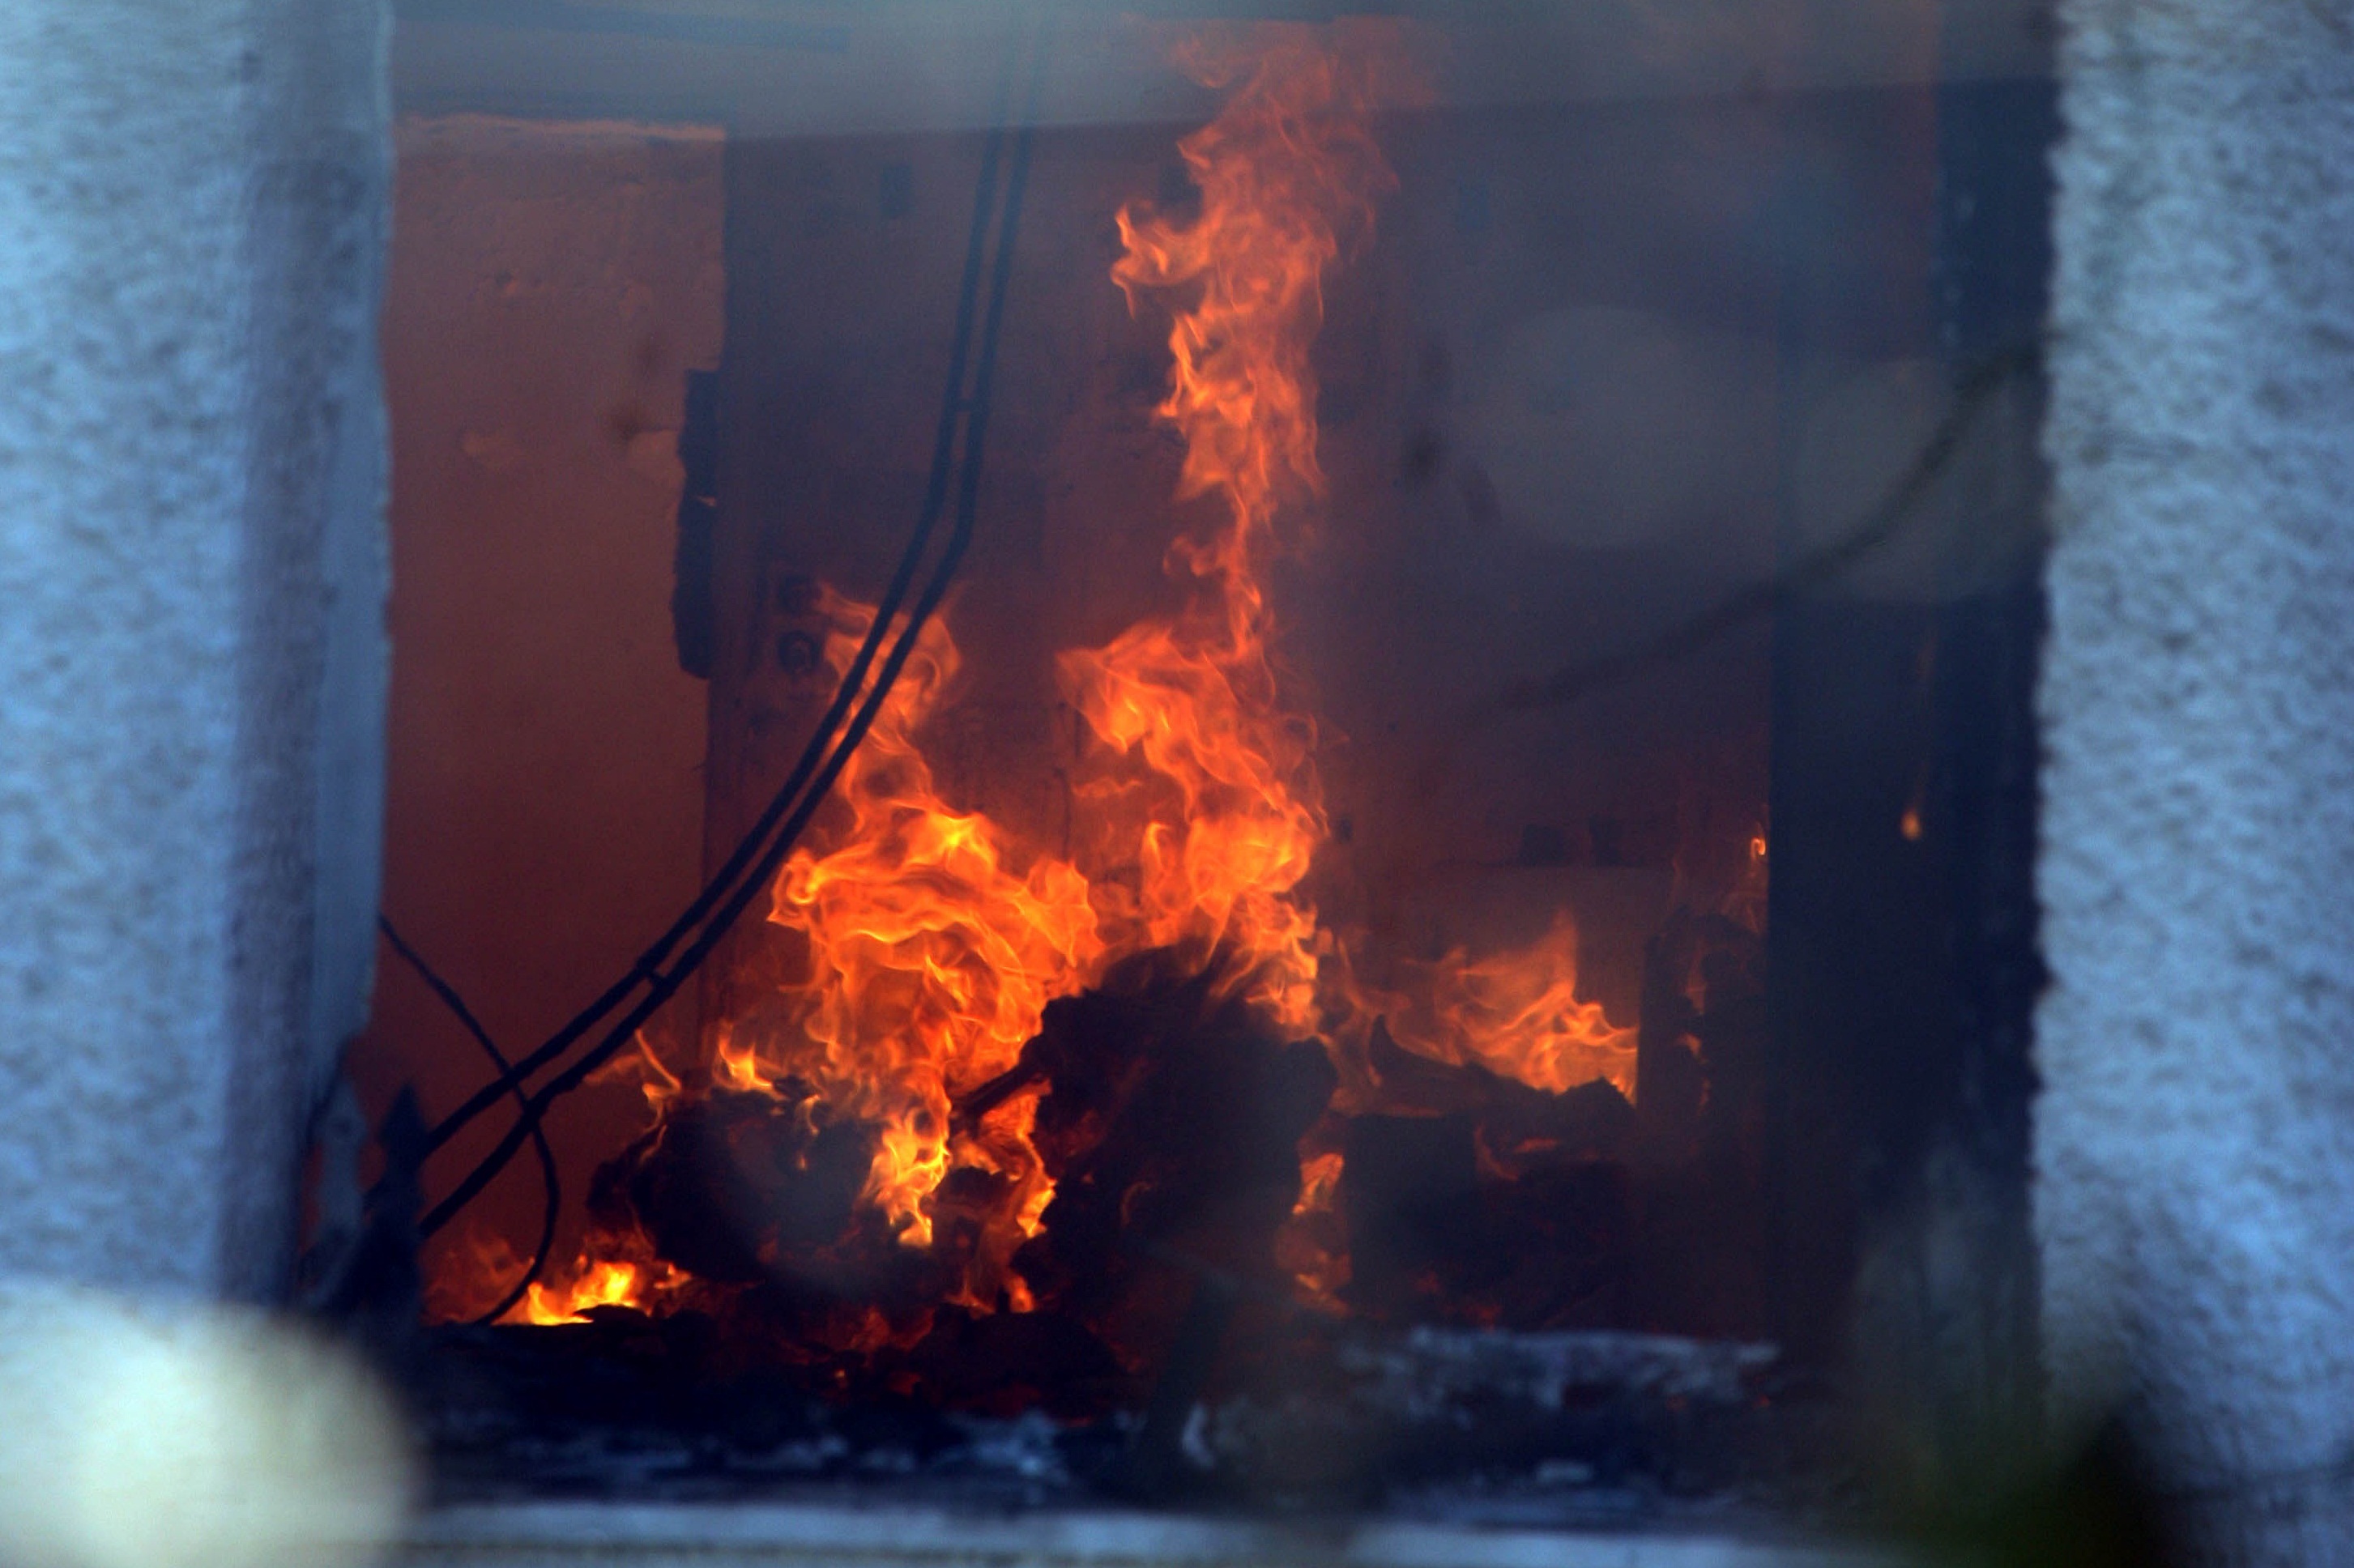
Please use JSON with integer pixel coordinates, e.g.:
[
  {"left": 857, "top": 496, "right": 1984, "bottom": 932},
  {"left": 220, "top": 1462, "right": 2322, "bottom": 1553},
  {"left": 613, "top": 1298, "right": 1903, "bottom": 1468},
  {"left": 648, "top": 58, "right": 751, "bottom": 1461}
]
[
  {"left": 514, "top": 1256, "right": 692, "bottom": 1326},
  {"left": 1350, "top": 918, "right": 1637, "bottom": 1100},
  {"left": 1293, "top": 1149, "right": 1345, "bottom": 1212},
  {"left": 738, "top": 586, "right": 1102, "bottom": 1302},
  {"left": 429, "top": 23, "right": 1644, "bottom": 1330},
  {"left": 1055, "top": 24, "right": 1404, "bottom": 1029},
  {"left": 424, "top": 1226, "right": 689, "bottom": 1326}
]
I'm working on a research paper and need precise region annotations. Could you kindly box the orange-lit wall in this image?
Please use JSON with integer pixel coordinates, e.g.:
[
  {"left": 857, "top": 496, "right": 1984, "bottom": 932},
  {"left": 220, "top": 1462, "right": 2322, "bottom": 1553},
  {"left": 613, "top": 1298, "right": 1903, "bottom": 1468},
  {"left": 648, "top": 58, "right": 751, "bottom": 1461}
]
[{"left": 349, "top": 116, "right": 721, "bottom": 1302}]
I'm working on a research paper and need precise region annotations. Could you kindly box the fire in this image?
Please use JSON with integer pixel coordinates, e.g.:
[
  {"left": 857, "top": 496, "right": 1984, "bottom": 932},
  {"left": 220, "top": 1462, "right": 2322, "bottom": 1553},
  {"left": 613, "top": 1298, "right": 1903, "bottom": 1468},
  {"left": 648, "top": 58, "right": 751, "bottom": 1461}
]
[
  {"left": 1274, "top": 1148, "right": 1351, "bottom": 1308},
  {"left": 430, "top": 22, "right": 1644, "bottom": 1336},
  {"left": 738, "top": 586, "right": 1102, "bottom": 1267},
  {"left": 514, "top": 1257, "right": 689, "bottom": 1326},
  {"left": 1353, "top": 918, "right": 1637, "bottom": 1101},
  {"left": 1055, "top": 24, "right": 1401, "bottom": 1028},
  {"left": 586, "top": 1030, "right": 684, "bottom": 1113},
  {"left": 424, "top": 1226, "right": 689, "bottom": 1326}
]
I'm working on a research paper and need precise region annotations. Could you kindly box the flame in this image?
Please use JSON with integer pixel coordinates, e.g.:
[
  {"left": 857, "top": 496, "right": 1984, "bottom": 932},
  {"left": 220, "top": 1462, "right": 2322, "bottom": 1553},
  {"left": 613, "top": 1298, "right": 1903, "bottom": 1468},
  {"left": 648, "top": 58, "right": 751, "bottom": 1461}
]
[
  {"left": 1055, "top": 25, "right": 1401, "bottom": 1028},
  {"left": 1273, "top": 1148, "right": 1351, "bottom": 1307},
  {"left": 423, "top": 1226, "right": 689, "bottom": 1326},
  {"left": 740, "top": 586, "right": 1102, "bottom": 1264},
  {"left": 430, "top": 23, "right": 1648, "bottom": 1332},
  {"left": 1353, "top": 918, "right": 1637, "bottom": 1100},
  {"left": 514, "top": 1256, "right": 691, "bottom": 1326},
  {"left": 586, "top": 1030, "right": 685, "bottom": 1114}
]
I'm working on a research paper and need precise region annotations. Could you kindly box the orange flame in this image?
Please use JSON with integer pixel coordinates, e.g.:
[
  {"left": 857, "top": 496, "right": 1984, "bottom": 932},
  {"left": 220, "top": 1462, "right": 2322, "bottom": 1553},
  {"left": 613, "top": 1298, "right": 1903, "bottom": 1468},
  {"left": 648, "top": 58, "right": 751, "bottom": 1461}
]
[
  {"left": 1351, "top": 918, "right": 1637, "bottom": 1100},
  {"left": 585, "top": 1030, "right": 686, "bottom": 1114},
  {"left": 424, "top": 1226, "right": 690, "bottom": 1325},
  {"left": 1056, "top": 23, "right": 1406, "bottom": 1029},
  {"left": 430, "top": 23, "right": 1645, "bottom": 1331},
  {"left": 736, "top": 587, "right": 1102, "bottom": 1276},
  {"left": 1274, "top": 1148, "right": 1351, "bottom": 1308},
  {"left": 514, "top": 1255, "right": 693, "bottom": 1326}
]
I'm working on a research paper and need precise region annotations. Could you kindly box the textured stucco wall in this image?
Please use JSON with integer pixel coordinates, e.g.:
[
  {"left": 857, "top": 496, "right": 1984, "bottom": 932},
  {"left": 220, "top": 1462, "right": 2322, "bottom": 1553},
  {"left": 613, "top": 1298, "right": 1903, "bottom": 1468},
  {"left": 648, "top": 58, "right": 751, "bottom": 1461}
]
[
  {"left": 0, "top": 1, "right": 390, "bottom": 1300},
  {"left": 2037, "top": 0, "right": 2354, "bottom": 1557}
]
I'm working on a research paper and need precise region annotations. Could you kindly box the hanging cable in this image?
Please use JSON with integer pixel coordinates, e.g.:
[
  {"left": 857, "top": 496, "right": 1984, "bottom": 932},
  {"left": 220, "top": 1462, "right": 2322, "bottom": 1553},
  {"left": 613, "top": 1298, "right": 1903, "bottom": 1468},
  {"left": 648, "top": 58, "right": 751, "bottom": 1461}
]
[
  {"left": 375, "top": 913, "right": 561, "bottom": 1326},
  {"left": 416, "top": 26, "right": 1034, "bottom": 1167},
  {"left": 414, "top": 16, "right": 1051, "bottom": 1303},
  {"left": 1492, "top": 343, "right": 2041, "bottom": 717}
]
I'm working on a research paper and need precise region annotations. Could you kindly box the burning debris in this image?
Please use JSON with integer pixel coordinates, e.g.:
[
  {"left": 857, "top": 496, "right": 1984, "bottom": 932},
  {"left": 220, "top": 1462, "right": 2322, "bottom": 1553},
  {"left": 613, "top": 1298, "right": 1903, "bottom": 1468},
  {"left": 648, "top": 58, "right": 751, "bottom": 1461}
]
[
  {"left": 412, "top": 22, "right": 1766, "bottom": 1438},
  {"left": 412, "top": 1309, "right": 1819, "bottom": 1521}
]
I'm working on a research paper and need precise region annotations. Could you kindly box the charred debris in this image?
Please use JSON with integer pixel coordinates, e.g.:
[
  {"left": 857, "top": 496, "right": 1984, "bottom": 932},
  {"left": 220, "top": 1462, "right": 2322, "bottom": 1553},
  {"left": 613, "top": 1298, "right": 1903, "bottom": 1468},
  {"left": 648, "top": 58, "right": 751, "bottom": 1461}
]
[{"left": 395, "top": 943, "right": 1843, "bottom": 1526}]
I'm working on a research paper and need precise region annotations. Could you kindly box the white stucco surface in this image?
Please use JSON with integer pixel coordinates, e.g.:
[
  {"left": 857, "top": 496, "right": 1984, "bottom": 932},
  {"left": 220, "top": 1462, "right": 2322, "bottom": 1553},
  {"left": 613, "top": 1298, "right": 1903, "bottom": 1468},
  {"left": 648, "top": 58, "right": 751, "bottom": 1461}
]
[
  {"left": 2037, "top": 0, "right": 2354, "bottom": 1558},
  {"left": 0, "top": 1, "right": 390, "bottom": 1299}
]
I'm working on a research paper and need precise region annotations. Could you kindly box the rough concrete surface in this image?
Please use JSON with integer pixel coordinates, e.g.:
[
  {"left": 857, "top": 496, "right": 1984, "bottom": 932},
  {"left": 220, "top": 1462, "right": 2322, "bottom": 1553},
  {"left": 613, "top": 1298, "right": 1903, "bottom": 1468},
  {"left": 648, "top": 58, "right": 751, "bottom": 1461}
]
[
  {"left": 2037, "top": 0, "right": 2354, "bottom": 1558},
  {"left": 0, "top": 1, "right": 390, "bottom": 1300}
]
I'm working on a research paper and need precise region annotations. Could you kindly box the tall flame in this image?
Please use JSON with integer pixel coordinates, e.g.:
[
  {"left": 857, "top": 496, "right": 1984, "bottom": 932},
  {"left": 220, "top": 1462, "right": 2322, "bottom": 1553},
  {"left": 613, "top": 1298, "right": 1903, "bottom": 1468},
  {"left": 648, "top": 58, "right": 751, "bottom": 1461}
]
[
  {"left": 1056, "top": 23, "right": 1403, "bottom": 1029},
  {"left": 434, "top": 22, "right": 1641, "bottom": 1332}
]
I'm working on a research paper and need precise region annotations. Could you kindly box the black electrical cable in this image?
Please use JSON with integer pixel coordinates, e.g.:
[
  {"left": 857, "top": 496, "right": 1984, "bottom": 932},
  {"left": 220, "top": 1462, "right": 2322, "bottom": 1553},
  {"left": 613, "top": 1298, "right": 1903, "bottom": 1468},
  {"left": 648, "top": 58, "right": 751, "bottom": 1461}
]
[
  {"left": 375, "top": 911, "right": 561, "bottom": 1326},
  {"left": 420, "top": 479, "right": 969, "bottom": 1246},
  {"left": 391, "top": 24, "right": 1038, "bottom": 1311},
  {"left": 418, "top": 49, "right": 1030, "bottom": 1165},
  {"left": 1493, "top": 342, "right": 2042, "bottom": 717},
  {"left": 423, "top": 100, "right": 1039, "bottom": 1243},
  {"left": 416, "top": 32, "right": 1047, "bottom": 1293}
]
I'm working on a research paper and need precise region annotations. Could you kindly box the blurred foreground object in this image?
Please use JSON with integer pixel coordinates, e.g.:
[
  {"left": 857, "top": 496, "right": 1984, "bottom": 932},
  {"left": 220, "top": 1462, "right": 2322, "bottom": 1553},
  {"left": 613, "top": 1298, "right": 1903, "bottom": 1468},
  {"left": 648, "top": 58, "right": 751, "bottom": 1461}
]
[{"left": 0, "top": 1282, "right": 415, "bottom": 1568}]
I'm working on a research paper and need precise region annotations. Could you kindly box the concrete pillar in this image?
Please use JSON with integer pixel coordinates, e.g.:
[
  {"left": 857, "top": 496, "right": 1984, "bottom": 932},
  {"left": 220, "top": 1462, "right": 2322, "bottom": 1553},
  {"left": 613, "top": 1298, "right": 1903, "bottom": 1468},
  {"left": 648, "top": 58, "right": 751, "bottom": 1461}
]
[
  {"left": 0, "top": 1, "right": 391, "bottom": 1300},
  {"left": 2037, "top": 0, "right": 2354, "bottom": 1558}
]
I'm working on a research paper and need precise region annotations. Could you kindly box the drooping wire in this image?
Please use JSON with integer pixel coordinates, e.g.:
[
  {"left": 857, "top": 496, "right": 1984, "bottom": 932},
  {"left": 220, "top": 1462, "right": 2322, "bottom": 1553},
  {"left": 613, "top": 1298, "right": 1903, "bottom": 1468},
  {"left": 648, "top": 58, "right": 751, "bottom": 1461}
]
[
  {"left": 420, "top": 121, "right": 1021, "bottom": 1165},
  {"left": 375, "top": 912, "right": 560, "bottom": 1326},
  {"left": 1493, "top": 343, "right": 2042, "bottom": 717},
  {"left": 411, "top": 19, "right": 1051, "bottom": 1306},
  {"left": 415, "top": 9, "right": 1042, "bottom": 1176}
]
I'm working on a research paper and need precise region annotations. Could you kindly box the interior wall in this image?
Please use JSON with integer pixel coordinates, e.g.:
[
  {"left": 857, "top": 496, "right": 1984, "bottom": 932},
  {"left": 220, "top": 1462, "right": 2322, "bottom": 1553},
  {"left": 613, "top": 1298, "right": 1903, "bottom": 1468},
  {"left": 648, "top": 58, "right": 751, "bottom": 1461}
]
[{"left": 348, "top": 115, "right": 720, "bottom": 1308}]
